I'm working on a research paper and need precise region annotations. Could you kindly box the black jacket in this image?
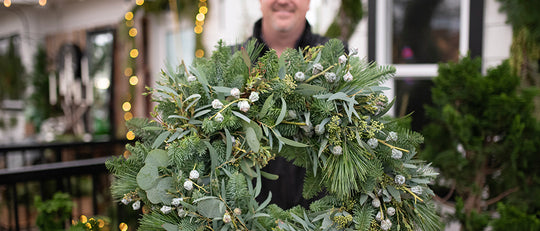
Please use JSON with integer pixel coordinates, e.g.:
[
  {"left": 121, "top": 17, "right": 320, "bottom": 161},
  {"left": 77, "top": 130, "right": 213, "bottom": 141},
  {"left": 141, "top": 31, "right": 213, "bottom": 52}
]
[
  {"left": 242, "top": 18, "right": 347, "bottom": 210},
  {"left": 244, "top": 18, "right": 333, "bottom": 58}
]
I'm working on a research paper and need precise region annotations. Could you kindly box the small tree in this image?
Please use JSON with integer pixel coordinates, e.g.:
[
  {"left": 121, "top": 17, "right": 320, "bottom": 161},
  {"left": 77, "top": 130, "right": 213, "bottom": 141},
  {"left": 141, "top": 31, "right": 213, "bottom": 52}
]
[
  {"left": 421, "top": 56, "right": 540, "bottom": 230},
  {"left": 34, "top": 192, "right": 73, "bottom": 231}
]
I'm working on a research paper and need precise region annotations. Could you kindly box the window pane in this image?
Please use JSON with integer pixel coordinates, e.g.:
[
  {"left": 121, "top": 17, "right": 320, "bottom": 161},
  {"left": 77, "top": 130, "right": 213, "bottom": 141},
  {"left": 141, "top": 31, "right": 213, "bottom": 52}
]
[
  {"left": 394, "top": 78, "right": 434, "bottom": 132},
  {"left": 392, "top": 0, "right": 460, "bottom": 64},
  {"left": 87, "top": 31, "right": 114, "bottom": 136}
]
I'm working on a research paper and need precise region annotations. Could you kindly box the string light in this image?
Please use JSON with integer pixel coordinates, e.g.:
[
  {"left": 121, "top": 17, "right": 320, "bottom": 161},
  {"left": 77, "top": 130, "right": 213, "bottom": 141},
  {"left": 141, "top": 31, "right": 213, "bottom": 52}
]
[
  {"left": 39, "top": 0, "right": 47, "bottom": 6},
  {"left": 4, "top": 0, "right": 11, "bottom": 7},
  {"left": 125, "top": 20, "right": 134, "bottom": 27},
  {"left": 194, "top": 0, "right": 208, "bottom": 46},
  {"left": 129, "top": 49, "right": 139, "bottom": 58},
  {"left": 124, "top": 12, "right": 134, "bottom": 21},
  {"left": 199, "top": 6, "right": 208, "bottom": 14},
  {"left": 123, "top": 150, "right": 131, "bottom": 159},
  {"left": 135, "top": 0, "right": 144, "bottom": 6},
  {"left": 194, "top": 26, "right": 203, "bottom": 34},
  {"left": 196, "top": 13, "right": 205, "bottom": 21},
  {"left": 124, "top": 112, "right": 133, "bottom": 121},
  {"left": 122, "top": 102, "right": 132, "bottom": 111},
  {"left": 195, "top": 49, "right": 204, "bottom": 58},
  {"left": 129, "top": 76, "right": 138, "bottom": 85},
  {"left": 124, "top": 67, "right": 133, "bottom": 77},
  {"left": 128, "top": 28, "right": 138, "bottom": 37},
  {"left": 119, "top": 222, "right": 129, "bottom": 231}
]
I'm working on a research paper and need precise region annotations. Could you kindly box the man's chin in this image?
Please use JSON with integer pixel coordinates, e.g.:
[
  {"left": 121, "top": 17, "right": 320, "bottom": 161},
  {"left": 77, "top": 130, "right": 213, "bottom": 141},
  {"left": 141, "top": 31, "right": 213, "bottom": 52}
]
[{"left": 271, "top": 21, "right": 296, "bottom": 32}]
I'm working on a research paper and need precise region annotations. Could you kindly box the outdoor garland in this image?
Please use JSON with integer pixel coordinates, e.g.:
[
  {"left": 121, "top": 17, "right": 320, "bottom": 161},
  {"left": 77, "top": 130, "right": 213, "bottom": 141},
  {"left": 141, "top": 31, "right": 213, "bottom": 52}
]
[{"left": 106, "top": 39, "right": 441, "bottom": 230}]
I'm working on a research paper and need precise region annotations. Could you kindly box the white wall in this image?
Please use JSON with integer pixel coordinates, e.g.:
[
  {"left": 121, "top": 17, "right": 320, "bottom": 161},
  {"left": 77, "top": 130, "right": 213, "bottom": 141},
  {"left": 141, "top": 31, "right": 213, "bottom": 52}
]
[{"left": 482, "top": 0, "right": 512, "bottom": 73}]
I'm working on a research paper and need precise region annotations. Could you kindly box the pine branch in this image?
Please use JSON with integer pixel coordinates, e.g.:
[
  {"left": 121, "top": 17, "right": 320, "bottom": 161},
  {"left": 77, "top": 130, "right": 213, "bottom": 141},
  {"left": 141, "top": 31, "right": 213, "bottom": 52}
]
[{"left": 485, "top": 187, "right": 519, "bottom": 207}]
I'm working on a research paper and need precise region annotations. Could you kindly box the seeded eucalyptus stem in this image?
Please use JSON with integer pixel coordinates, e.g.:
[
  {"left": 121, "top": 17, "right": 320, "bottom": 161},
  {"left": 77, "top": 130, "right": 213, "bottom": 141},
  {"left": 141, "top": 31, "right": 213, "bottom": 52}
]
[
  {"left": 208, "top": 98, "right": 243, "bottom": 120},
  {"left": 281, "top": 121, "right": 307, "bottom": 126},
  {"left": 377, "top": 139, "right": 409, "bottom": 153},
  {"left": 305, "top": 64, "right": 336, "bottom": 83}
]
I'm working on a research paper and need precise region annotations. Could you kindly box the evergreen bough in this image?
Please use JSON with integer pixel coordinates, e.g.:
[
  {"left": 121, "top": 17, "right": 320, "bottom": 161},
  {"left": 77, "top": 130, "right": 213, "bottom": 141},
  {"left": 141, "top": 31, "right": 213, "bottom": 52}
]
[
  {"left": 421, "top": 55, "right": 540, "bottom": 230},
  {"left": 107, "top": 39, "right": 441, "bottom": 230}
]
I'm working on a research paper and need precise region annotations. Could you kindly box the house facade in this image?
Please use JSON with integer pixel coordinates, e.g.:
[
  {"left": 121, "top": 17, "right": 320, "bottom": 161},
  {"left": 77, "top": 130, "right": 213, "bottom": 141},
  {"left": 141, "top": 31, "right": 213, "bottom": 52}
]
[
  {"left": 0, "top": 0, "right": 513, "bottom": 229},
  {"left": 0, "top": 0, "right": 511, "bottom": 144}
]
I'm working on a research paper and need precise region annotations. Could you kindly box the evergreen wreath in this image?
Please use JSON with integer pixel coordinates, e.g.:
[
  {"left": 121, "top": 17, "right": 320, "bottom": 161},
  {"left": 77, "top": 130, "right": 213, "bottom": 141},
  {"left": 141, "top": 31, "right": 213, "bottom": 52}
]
[{"left": 106, "top": 39, "right": 441, "bottom": 230}]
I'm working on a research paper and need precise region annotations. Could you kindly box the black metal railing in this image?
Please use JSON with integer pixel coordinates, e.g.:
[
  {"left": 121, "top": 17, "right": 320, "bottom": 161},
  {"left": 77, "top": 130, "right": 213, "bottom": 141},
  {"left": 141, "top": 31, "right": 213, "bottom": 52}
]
[{"left": 0, "top": 140, "right": 132, "bottom": 231}]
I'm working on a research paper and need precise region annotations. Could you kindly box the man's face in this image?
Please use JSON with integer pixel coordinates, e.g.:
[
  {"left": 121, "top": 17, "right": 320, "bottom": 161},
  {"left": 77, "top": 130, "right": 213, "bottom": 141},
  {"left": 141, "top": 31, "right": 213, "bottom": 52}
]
[{"left": 260, "top": 0, "right": 310, "bottom": 32}]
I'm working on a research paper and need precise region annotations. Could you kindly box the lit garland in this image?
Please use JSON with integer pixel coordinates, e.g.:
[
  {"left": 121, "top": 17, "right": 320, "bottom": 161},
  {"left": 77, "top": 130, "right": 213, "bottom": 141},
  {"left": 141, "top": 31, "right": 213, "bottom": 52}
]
[
  {"left": 122, "top": 0, "right": 206, "bottom": 140},
  {"left": 194, "top": 0, "right": 207, "bottom": 58},
  {"left": 122, "top": 0, "right": 144, "bottom": 141}
]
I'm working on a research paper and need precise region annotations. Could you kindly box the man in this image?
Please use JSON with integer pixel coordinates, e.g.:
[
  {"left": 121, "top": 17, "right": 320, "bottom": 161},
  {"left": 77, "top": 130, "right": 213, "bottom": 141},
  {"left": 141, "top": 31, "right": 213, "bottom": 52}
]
[
  {"left": 246, "top": 0, "right": 334, "bottom": 58},
  {"left": 243, "top": 0, "right": 347, "bottom": 209}
]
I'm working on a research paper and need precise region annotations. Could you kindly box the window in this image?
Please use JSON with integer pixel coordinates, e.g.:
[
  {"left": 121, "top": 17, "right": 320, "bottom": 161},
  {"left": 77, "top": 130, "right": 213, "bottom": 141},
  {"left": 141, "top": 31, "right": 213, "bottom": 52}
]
[
  {"left": 166, "top": 27, "right": 195, "bottom": 68},
  {"left": 392, "top": 0, "right": 461, "bottom": 64},
  {"left": 87, "top": 30, "right": 114, "bottom": 137},
  {"left": 372, "top": 0, "right": 470, "bottom": 131}
]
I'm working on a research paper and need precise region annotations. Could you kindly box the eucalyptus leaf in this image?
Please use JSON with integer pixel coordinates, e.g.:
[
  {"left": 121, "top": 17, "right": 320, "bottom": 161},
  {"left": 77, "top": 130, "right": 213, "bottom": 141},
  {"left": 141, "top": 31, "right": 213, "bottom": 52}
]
[
  {"left": 359, "top": 194, "right": 368, "bottom": 205},
  {"left": 276, "top": 135, "right": 309, "bottom": 148},
  {"left": 410, "top": 178, "right": 431, "bottom": 184},
  {"left": 225, "top": 128, "right": 233, "bottom": 160},
  {"left": 145, "top": 149, "right": 169, "bottom": 167},
  {"left": 212, "top": 86, "right": 233, "bottom": 94},
  {"left": 259, "top": 93, "right": 274, "bottom": 118},
  {"left": 167, "top": 131, "right": 181, "bottom": 142},
  {"left": 256, "top": 192, "right": 272, "bottom": 213},
  {"left": 155, "top": 85, "right": 178, "bottom": 95},
  {"left": 275, "top": 97, "right": 287, "bottom": 125},
  {"left": 184, "top": 94, "right": 201, "bottom": 111},
  {"left": 232, "top": 110, "right": 251, "bottom": 123},
  {"left": 254, "top": 167, "right": 262, "bottom": 197},
  {"left": 157, "top": 177, "right": 174, "bottom": 204},
  {"left": 245, "top": 127, "right": 260, "bottom": 153},
  {"left": 295, "top": 84, "right": 327, "bottom": 96},
  {"left": 196, "top": 197, "right": 226, "bottom": 219},
  {"left": 327, "top": 92, "right": 357, "bottom": 104},
  {"left": 152, "top": 131, "right": 171, "bottom": 149},
  {"left": 168, "top": 115, "right": 189, "bottom": 120},
  {"left": 387, "top": 185, "right": 402, "bottom": 202},
  {"left": 260, "top": 171, "right": 279, "bottom": 180},
  {"left": 240, "top": 159, "right": 257, "bottom": 178},
  {"left": 318, "top": 139, "right": 328, "bottom": 157},
  {"left": 204, "top": 141, "right": 217, "bottom": 170},
  {"left": 193, "top": 109, "right": 211, "bottom": 119},
  {"left": 162, "top": 223, "right": 178, "bottom": 231},
  {"left": 136, "top": 165, "right": 158, "bottom": 190}
]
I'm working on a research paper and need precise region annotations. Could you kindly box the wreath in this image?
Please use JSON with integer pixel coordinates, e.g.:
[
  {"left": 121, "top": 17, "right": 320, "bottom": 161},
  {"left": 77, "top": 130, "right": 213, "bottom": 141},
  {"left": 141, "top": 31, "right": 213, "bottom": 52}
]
[{"left": 106, "top": 39, "right": 441, "bottom": 230}]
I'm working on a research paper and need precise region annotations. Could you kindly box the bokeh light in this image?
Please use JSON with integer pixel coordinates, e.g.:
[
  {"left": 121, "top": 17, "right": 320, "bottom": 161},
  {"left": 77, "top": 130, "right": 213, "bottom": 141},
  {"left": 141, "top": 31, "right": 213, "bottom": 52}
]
[
  {"left": 130, "top": 49, "right": 139, "bottom": 58},
  {"left": 129, "top": 76, "right": 139, "bottom": 85},
  {"left": 122, "top": 102, "right": 132, "bottom": 111}
]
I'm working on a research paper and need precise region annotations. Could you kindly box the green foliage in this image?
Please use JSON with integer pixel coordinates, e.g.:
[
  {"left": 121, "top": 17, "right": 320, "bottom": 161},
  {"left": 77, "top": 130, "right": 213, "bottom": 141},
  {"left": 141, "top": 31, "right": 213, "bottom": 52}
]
[
  {"left": 325, "top": 0, "right": 363, "bottom": 40},
  {"left": 422, "top": 55, "right": 540, "bottom": 229},
  {"left": 492, "top": 203, "right": 540, "bottom": 231},
  {"left": 0, "top": 36, "right": 25, "bottom": 100},
  {"left": 26, "top": 46, "right": 61, "bottom": 131},
  {"left": 497, "top": 0, "right": 540, "bottom": 117},
  {"left": 34, "top": 192, "right": 73, "bottom": 231},
  {"left": 108, "top": 39, "right": 439, "bottom": 230},
  {"left": 497, "top": 0, "right": 540, "bottom": 45}
]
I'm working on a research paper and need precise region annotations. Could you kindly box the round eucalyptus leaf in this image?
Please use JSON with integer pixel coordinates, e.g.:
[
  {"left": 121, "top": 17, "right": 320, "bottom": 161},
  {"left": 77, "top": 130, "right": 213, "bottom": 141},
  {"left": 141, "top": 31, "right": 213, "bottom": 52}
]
[
  {"left": 145, "top": 149, "right": 169, "bottom": 167},
  {"left": 146, "top": 177, "right": 174, "bottom": 205},
  {"left": 136, "top": 164, "right": 159, "bottom": 190}
]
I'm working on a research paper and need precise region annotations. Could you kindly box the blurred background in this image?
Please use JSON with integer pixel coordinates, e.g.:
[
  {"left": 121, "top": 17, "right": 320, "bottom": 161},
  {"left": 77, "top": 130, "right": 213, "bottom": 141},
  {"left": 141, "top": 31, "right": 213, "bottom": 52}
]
[{"left": 1, "top": 0, "right": 537, "bottom": 230}]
